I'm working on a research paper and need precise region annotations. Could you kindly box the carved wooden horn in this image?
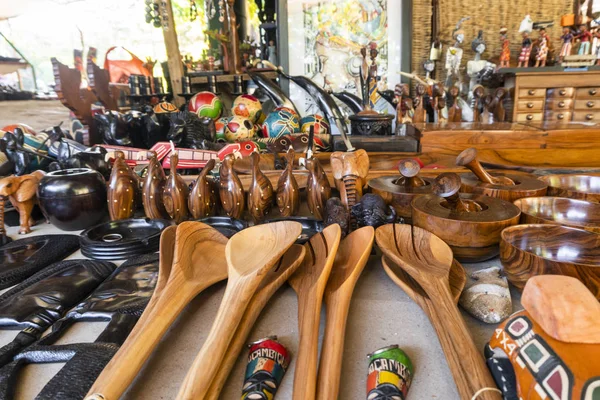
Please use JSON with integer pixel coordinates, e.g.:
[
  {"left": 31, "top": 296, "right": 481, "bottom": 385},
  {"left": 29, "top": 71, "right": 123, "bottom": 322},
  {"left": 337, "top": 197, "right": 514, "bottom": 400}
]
[{"left": 330, "top": 149, "right": 370, "bottom": 209}]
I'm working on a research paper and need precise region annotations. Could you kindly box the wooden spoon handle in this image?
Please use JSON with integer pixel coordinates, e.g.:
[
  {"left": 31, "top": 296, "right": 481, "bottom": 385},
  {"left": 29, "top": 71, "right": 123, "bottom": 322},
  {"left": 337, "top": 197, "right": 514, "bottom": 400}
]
[
  {"left": 293, "top": 293, "right": 323, "bottom": 400},
  {"left": 86, "top": 288, "right": 192, "bottom": 400},
  {"left": 177, "top": 279, "right": 255, "bottom": 399},
  {"left": 426, "top": 279, "right": 501, "bottom": 400}
]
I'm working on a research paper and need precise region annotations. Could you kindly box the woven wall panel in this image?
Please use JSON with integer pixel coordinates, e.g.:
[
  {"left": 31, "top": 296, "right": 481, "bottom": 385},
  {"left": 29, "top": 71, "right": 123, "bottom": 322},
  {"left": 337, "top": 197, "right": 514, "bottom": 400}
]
[{"left": 411, "top": 0, "right": 433, "bottom": 84}]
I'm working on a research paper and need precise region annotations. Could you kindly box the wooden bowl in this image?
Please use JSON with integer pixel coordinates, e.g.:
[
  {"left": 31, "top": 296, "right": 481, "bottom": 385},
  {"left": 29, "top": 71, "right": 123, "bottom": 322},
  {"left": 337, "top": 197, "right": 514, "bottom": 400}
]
[
  {"left": 500, "top": 224, "right": 600, "bottom": 298},
  {"left": 539, "top": 174, "right": 600, "bottom": 203},
  {"left": 368, "top": 176, "right": 435, "bottom": 220},
  {"left": 514, "top": 197, "right": 600, "bottom": 233},
  {"left": 459, "top": 172, "right": 548, "bottom": 202},
  {"left": 411, "top": 193, "right": 521, "bottom": 262}
]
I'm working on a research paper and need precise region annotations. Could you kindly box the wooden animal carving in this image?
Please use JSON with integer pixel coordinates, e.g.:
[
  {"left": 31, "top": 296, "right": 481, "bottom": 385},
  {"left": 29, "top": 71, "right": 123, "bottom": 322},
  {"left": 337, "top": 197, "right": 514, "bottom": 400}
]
[
  {"left": 0, "top": 170, "right": 45, "bottom": 234},
  {"left": 276, "top": 148, "right": 300, "bottom": 217},
  {"left": 167, "top": 111, "right": 217, "bottom": 150},
  {"left": 189, "top": 159, "right": 218, "bottom": 219},
  {"left": 492, "top": 88, "right": 507, "bottom": 122},
  {"left": 108, "top": 151, "right": 139, "bottom": 221},
  {"left": 480, "top": 95, "right": 495, "bottom": 124},
  {"left": 248, "top": 152, "right": 274, "bottom": 223},
  {"left": 306, "top": 157, "right": 331, "bottom": 220},
  {"left": 142, "top": 151, "right": 169, "bottom": 219},
  {"left": 162, "top": 152, "right": 189, "bottom": 223},
  {"left": 219, "top": 154, "right": 245, "bottom": 219},
  {"left": 330, "top": 149, "right": 370, "bottom": 209}
]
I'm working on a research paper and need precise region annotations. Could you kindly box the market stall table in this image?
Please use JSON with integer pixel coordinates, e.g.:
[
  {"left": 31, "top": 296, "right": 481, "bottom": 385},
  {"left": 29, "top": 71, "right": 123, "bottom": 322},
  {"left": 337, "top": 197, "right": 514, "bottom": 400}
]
[{"left": 3, "top": 221, "right": 523, "bottom": 400}]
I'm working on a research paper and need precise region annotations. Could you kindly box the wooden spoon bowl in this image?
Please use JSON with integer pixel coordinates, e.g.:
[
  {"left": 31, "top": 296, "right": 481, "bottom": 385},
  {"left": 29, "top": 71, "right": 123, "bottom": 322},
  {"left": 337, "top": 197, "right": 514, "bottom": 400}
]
[
  {"left": 412, "top": 193, "right": 521, "bottom": 262},
  {"left": 514, "top": 197, "right": 600, "bottom": 233},
  {"left": 539, "top": 174, "right": 600, "bottom": 203},
  {"left": 500, "top": 224, "right": 600, "bottom": 299}
]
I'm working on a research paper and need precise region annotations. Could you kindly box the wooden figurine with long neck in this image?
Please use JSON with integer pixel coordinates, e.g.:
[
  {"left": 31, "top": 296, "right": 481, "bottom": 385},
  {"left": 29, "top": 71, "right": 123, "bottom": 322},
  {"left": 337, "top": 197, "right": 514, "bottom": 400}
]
[
  {"left": 162, "top": 152, "right": 189, "bottom": 224},
  {"left": 219, "top": 154, "right": 245, "bottom": 219},
  {"left": 277, "top": 148, "right": 300, "bottom": 217},
  {"left": 448, "top": 86, "right": 462, "bottom": 122},
  {"left": 189, "top": 159, "right": 218, "bottom": 219},
  {"left": 306, "top": 157, "right": 331, "bottom": 220},
  {"left": 413, "top": 84, "right": 427, "bottom": 123},
  {"left": 142, "top": 151, "right": 168, "bottom": 219},
  {"left": 108, "top": 151, "right": 138, "bottom": 221},
  {"left": 247, "top": 152, "right": 273, "bottom": 223}
]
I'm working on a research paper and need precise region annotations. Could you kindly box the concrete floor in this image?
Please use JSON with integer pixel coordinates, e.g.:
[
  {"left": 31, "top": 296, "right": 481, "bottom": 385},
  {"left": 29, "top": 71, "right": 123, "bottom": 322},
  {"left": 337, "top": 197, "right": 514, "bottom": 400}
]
[{"left": 0, "top": 100, "right": 71, "bottom": 132}]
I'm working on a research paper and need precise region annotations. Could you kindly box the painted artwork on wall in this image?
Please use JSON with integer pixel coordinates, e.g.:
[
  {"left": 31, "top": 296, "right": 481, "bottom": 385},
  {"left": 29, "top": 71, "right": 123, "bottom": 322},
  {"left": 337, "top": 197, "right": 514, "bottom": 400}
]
[{"left": 287, "top": 0, "right": 401, "bottom": 117}]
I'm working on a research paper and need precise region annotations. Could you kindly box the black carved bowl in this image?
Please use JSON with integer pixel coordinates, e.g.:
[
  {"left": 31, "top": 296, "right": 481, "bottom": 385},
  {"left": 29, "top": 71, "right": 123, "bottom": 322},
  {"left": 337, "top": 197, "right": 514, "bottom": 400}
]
[
  {"left": 267, "top": 217, "right": 324, "bottom": 244},
  {"left": 37, "top": 168, "right": 108, "bottom": 231},
  {"left": 197, "top": 216, "right": 248, "bottom": 238}
]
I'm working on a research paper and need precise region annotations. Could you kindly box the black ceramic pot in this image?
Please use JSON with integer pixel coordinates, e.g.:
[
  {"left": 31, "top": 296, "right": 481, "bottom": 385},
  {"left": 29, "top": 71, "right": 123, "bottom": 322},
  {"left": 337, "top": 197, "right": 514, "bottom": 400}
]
[{"left": 37, "top": 168, "right": 108, "bottom": 231}]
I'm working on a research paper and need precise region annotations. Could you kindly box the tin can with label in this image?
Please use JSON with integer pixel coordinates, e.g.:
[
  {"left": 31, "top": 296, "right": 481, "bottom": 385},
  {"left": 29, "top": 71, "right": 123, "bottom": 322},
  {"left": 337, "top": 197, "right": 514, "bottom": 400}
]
[
  {"left": 367, "top": 345, "right": 414, "bottom": 400},
  {"left": 242, "top": 336, "right": 290, "bottom": 400}
]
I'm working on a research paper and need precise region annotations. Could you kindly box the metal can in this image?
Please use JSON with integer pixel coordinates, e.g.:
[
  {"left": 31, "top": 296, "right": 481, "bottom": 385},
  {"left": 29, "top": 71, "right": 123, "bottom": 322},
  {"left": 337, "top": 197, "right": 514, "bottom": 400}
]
[
  {"left": 367, "top": 345, "right": 414, "bottom": 400},
  {"left": 242, "top": 336, "right": 290, "bottom": 400}
]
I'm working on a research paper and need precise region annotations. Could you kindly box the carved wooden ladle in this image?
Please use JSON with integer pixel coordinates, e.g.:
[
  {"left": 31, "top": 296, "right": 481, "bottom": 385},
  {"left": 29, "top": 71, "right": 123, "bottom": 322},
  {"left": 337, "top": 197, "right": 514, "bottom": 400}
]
[
  {"left": 456, "top": 147, "right": 515, "bottom": 186},
  {"left": 204, "top": 244, "right": 306, "bottom": 399},
  {"left": 289, "top": 224, "right": 342, "bottom": 400},
  {"left": 376, "top": 224, "right": 501, "bottom": 400},
  {"left": 316, "top": 226, "right": 375, "bottom": 400},
  {"left": 86, "top": 222, "right": 230, "bottom": 400},
  {"left": 177, "top": 221, "right": 302, "bottom": 399}
]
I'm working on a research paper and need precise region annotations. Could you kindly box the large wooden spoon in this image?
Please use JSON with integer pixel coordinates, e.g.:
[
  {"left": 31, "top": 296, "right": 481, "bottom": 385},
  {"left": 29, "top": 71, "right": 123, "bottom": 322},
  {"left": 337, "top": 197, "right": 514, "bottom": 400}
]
[
  {"left": 86, "top": 222, "right": 229, "bottom": 400},
  {"left": 375, "top": 224, "right": 501, "bottom": 400},
  {"left": 288, "top": 224, "right": 342, "bottom": 400},
  {"left": 316, "top": 226, "right": 374, "bottom": 400},
  {"left": 204, "top": 244, "right": 306, "bottom": 399},
  {"left": 177, "top": 221, "right": 302, "bottom": 399}
]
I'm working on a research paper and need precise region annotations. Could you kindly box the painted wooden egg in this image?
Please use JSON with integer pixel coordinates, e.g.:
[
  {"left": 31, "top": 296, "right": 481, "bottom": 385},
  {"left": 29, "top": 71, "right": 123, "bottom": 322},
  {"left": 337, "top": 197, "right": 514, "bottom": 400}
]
[
  {"left": 215, "top": 116, "right": 232, "bottom": 142},
  {"left": 225, "top": 116, "right": 256, "bottom": 142},
  {"left": 232, "top": 94, "right": 263, "bottom": 123},
  {"left": 153, "top": 101, "right": 178, "bottom": 114},
  {"left": 262, "top": 108, "right": 300, "bottom": 138},
  {"left": 300, "top": 114, "right": 331, "bottom": 135},
  {"left": 188, "top": 91, "right": 223, "bottom": 119}
]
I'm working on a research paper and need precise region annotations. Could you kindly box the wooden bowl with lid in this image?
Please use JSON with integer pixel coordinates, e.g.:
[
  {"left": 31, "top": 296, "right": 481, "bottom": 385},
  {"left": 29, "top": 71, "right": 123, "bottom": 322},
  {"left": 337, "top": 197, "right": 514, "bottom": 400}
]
[{"left": 514, "top": 196, "right": 600, "bottom": 233}]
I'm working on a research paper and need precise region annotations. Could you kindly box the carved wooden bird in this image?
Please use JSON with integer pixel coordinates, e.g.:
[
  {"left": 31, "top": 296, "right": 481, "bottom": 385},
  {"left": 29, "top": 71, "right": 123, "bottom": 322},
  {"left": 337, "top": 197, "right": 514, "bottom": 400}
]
[
  {"left": 219, "top": 154, "right": 245, "bottom": 219},
  {"left": 306, "top": 157, "right": 331, "bottom": 220},
  {"left": 276, "top": 148, "right": 299, "bottom": 217},
  {"left": 247, "top": 152, "right": 273, "bottom": 223},
  {"left": 108, "top": 151, "right": 138, "bottom": 221},
  {"left": 142, "top": 151, "right": 168, "bottom": 219},
  {"left": 162, "top": 152, "right": 189, "bottom": 224},
  {"left": 189, "top": 158, "right": 218, "bottom": 219}
]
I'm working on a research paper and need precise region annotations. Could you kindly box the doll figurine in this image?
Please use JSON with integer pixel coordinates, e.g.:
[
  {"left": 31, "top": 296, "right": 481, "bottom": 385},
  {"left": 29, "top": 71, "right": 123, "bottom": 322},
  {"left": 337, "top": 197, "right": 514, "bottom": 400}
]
[
  {"left": 559, "top": 27, "right": 574, "bottom": 62},
  {"left": 577, "top": 24, "right": 592, "bottom": 55},
  {"left": 517, "top": 32, "right": 533, "bottom": 67},
  {"left": 445, "top": 17, "right": 470, "bottom": 87},
  {"left": 535, "top": 28, "right": 549, "bottom": 67},
  {"left": 499, "top": 27, "right": 510, "bottom": 68},
  {"left": 593, "top": 28, "right": 600, "bottom": 65}
]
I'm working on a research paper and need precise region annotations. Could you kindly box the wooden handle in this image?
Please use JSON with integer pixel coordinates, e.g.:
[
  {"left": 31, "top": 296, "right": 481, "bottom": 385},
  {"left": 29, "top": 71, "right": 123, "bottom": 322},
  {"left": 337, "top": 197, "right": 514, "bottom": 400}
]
[
  {"left": 426, "top": 279, "right": 501, "bottom": 400},
  {"left": 397, "top": 159, "right": 426, "bottom": 188},
  {"left": 456, "top": 148, "right": 496, "bottom": 184},
  {"left": 86, "top": 284, "right": 193, "bottom": 400},
  {"left": 293, "top": 293, "right": 323, "bottom": 400},
  {"left": 433, "top": 173, "right": 473, "bottom": 213}
]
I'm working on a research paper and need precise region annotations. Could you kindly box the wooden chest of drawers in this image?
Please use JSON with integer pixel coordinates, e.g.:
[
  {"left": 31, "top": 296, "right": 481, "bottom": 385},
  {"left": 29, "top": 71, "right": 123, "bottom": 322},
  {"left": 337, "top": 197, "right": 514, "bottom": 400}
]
[{"left": 505, "top": 71, "right": 600, "bottom": 123}]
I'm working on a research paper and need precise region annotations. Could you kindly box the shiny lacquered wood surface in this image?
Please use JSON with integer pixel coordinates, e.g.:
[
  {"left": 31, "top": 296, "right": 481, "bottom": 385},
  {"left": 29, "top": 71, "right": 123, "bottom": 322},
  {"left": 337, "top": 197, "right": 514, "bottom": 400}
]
[
  {"left": 514, "top": 196, "right": 600, "bottom": 233},
  {"left": 539, "top": 174, "right": 600, "bottom": 203}
]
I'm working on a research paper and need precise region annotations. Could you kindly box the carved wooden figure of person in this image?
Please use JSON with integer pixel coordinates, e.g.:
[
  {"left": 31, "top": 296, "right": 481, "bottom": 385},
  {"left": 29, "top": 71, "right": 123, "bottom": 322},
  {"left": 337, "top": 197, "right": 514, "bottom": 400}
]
[
  {"left": 413, "top": 84, "right": 427, "bottom": 123},
  {"left": 448, "top": 86, "right": 462, "bottom": 122},
  {"left": 499, "top": 27, "right": 510, "bottom": 68}
]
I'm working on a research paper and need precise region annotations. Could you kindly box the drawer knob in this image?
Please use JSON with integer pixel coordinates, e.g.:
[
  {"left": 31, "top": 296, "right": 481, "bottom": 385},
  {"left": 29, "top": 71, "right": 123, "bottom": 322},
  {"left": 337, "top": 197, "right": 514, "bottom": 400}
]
[
  {"left": 558, "top": 101, "right": 565, "bottom": 108},
  {"left": 586, "top": 114, "right": 594, "bottom": 120},
  {"left": 587, "top": 101, "right": 595, "bottom": 108},
  {"left": 527, "top": 102, "right": 534, "bottom": 108},
  {"left": 557, "top": 113, "right": 565, "bottom": 120},
  {"left": 559, "top": 89, "right": 567, "bottom": 96},
  {"left": 590, "top": 89, "right": 597, "bottom": 96},
  {"left": 528, "top": 89, "right": 536, "bottom": 95},
  {"left": 526, "top": 114, "right": 534, "bottom": 121}
]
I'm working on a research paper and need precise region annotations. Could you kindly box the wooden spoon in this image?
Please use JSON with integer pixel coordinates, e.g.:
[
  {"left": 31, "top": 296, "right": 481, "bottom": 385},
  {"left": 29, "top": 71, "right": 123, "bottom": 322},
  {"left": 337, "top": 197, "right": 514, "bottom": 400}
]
[
  {"left": 204, "top": 244, "right": 306, "bottom": 399},
  {"left": 375, "top": 224, "right": 501, "bottom": 400},
  {"left": 316, "top": 226, "right": 374, "bottom": 400},
  {"left": 288, "top": 224, "right": 342, "bottom": 400},
  {"left": 86, "top": 222, "right": 229, "bottom": 400},
  {"left": 177, "top": 221, "right": 302, "bottom": 399}
]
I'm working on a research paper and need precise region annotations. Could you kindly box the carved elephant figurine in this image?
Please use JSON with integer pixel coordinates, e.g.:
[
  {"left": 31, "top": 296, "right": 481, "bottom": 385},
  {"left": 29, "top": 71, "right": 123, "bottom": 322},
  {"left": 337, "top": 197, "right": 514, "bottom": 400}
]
[
  {"left": 351, "top": 193, "right": 396, "bottom": 228},
  {"left": 330, "top": 149, "right": 370, "bottom": 209},
  {"left": 0, "top": 170, "right": 45, "bottom": 234}
]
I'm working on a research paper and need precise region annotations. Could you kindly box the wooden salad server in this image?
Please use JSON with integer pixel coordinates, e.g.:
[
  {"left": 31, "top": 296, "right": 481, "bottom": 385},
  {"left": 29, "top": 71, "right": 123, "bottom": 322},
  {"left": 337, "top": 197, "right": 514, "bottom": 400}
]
[
  {"left": 189, "top": 158, "right": 218, "bottom": 219},
  {"left": 142, "top": 150, "right": 169, "bottom": 219},
  {"left": 288, "top": 224, "right": 342, "bottom": 400},
  {"left": 163, "top": 151, "right": 190, "bottom": 223},
  {"left": 177, "top": 221, "right": 302, "bottom": 399},
  {"left": 248, "top": 151, "right": 274, "bottom": 223},
  {"left": 375, "top": 224, "right": 501, "bottom": 400},
  {"left": 456, "top": 147, "right": 515, "bottom": 186},
  {"left": 276, "top": 148, "right": 300, "bottom": 217},
  {"left": 85, "top": 222, "right": 229, "bottom": 400},
  {"left": 316, "top": 226, "right": 375, "bottom": 400},
  {"left": 205, "top": 244, "right": 306, "bottom": 399}
]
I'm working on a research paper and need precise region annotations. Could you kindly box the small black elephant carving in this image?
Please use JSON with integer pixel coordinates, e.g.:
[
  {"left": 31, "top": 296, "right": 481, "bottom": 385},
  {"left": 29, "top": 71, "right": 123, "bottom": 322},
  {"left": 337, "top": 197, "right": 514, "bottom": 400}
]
[
  {"left": 167, "top": 111, "right": 220, "bottom": 150},
  {"left": 351, "top": 193, "right": 396, "bottom": 228}
]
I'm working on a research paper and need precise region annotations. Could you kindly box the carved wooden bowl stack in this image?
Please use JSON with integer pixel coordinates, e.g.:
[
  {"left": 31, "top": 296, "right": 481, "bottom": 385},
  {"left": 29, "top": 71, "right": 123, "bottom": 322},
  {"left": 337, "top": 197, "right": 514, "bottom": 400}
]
[
  {"left": 368, "top": 159, "right": 435, "bottom": 221},
  {"left": 514, "top": 197, "right": 600, "bottom": 233},
  {"left": 539, "top": 174, "right": 600, "bottom": 203},
  {"left": 500, "top": 224, "right": 600, "bottom": 299},
  {"left": 411, "top": 173, "right": 521, "bottom": 262},
  {"left": 456, "top": 148, "right": 548, "bottom": 202}
]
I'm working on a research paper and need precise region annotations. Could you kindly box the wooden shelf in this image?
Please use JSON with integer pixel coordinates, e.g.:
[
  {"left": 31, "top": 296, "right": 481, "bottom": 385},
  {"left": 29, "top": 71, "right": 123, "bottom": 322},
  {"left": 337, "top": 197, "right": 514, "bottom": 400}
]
[{"left": 189, "top": 71, "right": 278, "bottom": 84}]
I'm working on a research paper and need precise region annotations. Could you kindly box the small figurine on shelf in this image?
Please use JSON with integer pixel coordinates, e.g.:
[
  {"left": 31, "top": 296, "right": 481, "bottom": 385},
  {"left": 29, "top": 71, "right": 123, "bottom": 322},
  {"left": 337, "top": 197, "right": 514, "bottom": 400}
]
[
  {"left": 593, "top": 27, "right": 600, "bottom": 65},
  {"left": 499, "top": 27, "right": 510, "bottom": 68},
  {"left": 445, "top": 17, "right": 469, "bottom": 86},
  {"left": 577, "top": 24, "right": 592, "bottom": 55},
  {"left": 267, "top": 40, "right": 277, "bottom": 66},
  {"left": 534, "top": 28, "right": 549, "bottom": 67},
  {"left": 467, "top": 30, "right": 495, "bottom": 90},
  {"left": 517, "top": 16, "right": 534, "bottom": 67},
  {"left": 559, "top": 27, "right": 574, "bottom": 62}
]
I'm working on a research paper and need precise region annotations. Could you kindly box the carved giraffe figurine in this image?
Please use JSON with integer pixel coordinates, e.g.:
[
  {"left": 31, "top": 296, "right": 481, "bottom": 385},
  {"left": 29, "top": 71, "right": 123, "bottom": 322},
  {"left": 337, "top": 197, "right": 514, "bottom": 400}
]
[
  {"left": 276, "top": 148, "right": 300, "bottom": 217},
  {"left": 219, "top": 154, "right": 245, "bottom": 219}
]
